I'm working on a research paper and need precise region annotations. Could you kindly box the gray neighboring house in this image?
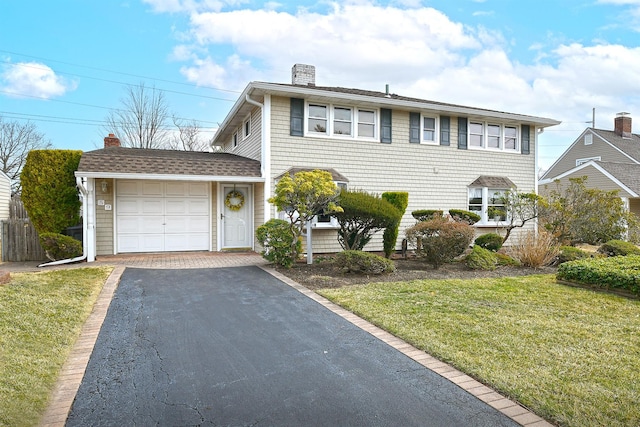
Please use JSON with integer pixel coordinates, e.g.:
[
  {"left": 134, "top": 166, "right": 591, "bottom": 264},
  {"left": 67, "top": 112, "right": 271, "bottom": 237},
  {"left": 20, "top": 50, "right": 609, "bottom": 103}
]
[
  {"left": 539, "top": 113, "right": 640, "bottom": 217},
  {"left": 76, "top": 64, "right": 560, "bottom": 262}
]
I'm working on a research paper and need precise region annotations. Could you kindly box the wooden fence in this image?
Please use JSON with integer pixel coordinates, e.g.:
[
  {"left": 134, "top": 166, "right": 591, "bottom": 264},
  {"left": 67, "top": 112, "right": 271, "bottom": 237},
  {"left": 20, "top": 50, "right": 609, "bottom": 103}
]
[{"left": 1, "top": 219, "right": 47, "bottom": 262}]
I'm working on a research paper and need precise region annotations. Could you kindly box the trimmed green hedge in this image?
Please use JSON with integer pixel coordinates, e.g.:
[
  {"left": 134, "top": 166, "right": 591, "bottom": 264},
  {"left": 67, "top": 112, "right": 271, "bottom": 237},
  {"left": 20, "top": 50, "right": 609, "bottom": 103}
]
[
  {"left": 381, "top": 192, "right": 408, "bottom": 258},
  {"left": 557, "top": 255, "right": 640, "bottom": 296},
  {"left": 466, "top": 245, "right": 497, "bottom": 271},
  {"left": 597, "top": 240, "right": 640, "bottom": 257},
  {"left": 411, "top": 210, "right": 443, "bottom": 222},
  {"left": 449, "top": 209, "right": 481, "bottom": 225},
  {"left": 474, "top": 233, "right": 503, "bottom": 252},
  {"left": 557, "top": 246, "right": 590, "bottom": 264},
  {"left": 39, "top": 233, "right": 82, "bottom": 261}
]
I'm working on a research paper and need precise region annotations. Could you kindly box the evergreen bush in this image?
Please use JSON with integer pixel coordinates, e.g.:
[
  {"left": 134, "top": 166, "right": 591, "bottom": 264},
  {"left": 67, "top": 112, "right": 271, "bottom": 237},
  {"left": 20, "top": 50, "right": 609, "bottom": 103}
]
[
  {"left": 466, "top": 245, "right": 497, "bottom": 270},
  {"left": 411, "top": 209, "right": 443, "bottom": 222},
  {"left": 597, "top": 240, "right": 640, "bottom": 257},
  {"left": 39, "top": 233, "right": 82, "bottom": 261},
  {"left": 334, "top": 250, "right": 396, "bottom": 275},
  {"left": 256, "top": 219, "right": 301, "bottom": 268},
  {"left": 474, "top": 233, "right": 503, "bottom": 252},
  {"left": 381, "top": 192, "right": 408, "bottom": 258},
  {"left": 557, "top": 246, "right": 590, "bottom": 264},
  {"left": 448, "top": 209, "right": 481, "bottom": 225}
]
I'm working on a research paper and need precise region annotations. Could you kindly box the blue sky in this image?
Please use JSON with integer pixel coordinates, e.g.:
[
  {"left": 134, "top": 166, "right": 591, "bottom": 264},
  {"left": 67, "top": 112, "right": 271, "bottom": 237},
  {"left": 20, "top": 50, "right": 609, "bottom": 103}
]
[{"left": 3, "top": 0, "right": 640, "bottom": 170}]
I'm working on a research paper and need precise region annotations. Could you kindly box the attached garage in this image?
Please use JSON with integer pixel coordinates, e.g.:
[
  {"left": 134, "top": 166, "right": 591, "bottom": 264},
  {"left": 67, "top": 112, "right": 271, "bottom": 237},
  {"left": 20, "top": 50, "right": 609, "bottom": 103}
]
[
  {"left": 75, "top": 141, "right": 263, "bottom": 262},
  {"left": 116, "top": 180, "right": 210, "bottom": 253}
]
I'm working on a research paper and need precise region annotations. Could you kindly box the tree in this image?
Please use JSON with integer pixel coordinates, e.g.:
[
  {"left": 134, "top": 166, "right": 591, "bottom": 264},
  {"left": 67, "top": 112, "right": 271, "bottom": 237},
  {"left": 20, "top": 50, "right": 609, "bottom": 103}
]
[
  {"left": 21, "top": 150, "right": 82, "bottom": 234},
  {"left": 168, "top": 117, "right": 211, "bottom": 151},
  {"left": 0, "top": 116, "right": 52, "bottom": 193},
  {"left": 268, "top": 170, "right": 342, "bottom": 262},
  {"left": 104, "top": 82, "right": 170, "bottom": 149},
  {"left": 500, "top": 189, "right": 544, "bottom": 244},
  {"left": 333, "top": 190, "right": 400, "bottom": 251},
  {"left": 540, "top": 177, "right": 637, "bottom": 245}
]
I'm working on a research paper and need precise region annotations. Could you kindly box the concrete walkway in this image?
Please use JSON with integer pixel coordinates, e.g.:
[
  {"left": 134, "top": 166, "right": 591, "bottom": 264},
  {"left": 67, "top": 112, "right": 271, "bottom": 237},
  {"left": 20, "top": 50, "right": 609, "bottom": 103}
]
[{"left": 24, "top": 252, "right": 553, "bottom": 427}]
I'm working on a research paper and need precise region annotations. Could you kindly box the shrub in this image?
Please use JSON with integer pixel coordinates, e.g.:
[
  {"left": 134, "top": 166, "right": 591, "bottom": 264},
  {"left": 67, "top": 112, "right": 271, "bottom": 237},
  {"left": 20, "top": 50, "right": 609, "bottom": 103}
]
[
  {"left": 256, "top": 219, "right": 301, "bottom": 268},
  {"left": 405, "top": 217, "right": 475, "bottom": 269},
  {"left": 21, "top": 150, "right": 82, "bottom": 234},
  {"left": 557, "top": 246, "right": 590, "bottom": 264},
  {"left": 382, "top": 192, "right": 408, "bottom": 258},
  {"left": 557, "top": 255, "right": 640, "bottom": 296},
  {"left": 411, "top": 210, "right": 443, "bottom": 222},
  {"left": 474, "top": 233, "right": 503, "bottom": 252},
  {"left": 334, "top": 250, "right": 396, "bottom": 275},
  {"left": 39, "top": 232, "right": 82, "bottom": 261},
  {"left": 334, "top": 190, "right": 400, "bottom": 251},
  {"left": 448, "top": 209, "right": 481, "bottom": 225},
  {"left": 495, "top": 252, "right": 521, "bottom": 266},
  {"left": 508, "top": 229, "right": 559, "bottom": 268},
  {"left": 597, "top": 240, "right": 640, "bottom": 257},
  {"left": 466, "top": 245, "right": 497, "bottom": 270}
]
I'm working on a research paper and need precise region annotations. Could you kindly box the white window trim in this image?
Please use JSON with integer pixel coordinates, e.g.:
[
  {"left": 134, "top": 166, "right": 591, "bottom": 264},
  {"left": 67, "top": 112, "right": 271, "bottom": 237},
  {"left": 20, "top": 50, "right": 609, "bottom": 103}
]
[
  {"left": 232, "top": 131, "right": 238, "bottom": 149},
  {"left": 304, "top": 102, "right": 379, "bottom": 141},
  {"left": 421, "top": 114, "right": 439, "bottom": 145},
  {"left": 468, "top": 121, "right": 520, "bottom": 152},
  {"left": 576, "top": 156, "right": 601, "bottom": 166},
  {"left": 468, "top": 186, "right": 509, "bottom": 226},
  {"left": 243, "top": 115, "right": 251, "bottom": 140},
  {"left": 584, "top": 134, "right": 593, "bottom": 145}
]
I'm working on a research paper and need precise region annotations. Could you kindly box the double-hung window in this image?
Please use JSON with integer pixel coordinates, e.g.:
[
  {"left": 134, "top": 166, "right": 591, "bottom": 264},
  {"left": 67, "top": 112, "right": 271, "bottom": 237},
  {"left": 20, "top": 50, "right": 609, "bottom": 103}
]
[
  {"left": 243, "top": 115, "right": 251, "bottom": 139},
  {"left": 306, "top": 103, "right": 377, "bottom": 139},
  {"left": 422, "top": 116, "right": 437, "bottom": 143},
  {"left": 469, "top": 122, "right": 484, "bottom": 147}
]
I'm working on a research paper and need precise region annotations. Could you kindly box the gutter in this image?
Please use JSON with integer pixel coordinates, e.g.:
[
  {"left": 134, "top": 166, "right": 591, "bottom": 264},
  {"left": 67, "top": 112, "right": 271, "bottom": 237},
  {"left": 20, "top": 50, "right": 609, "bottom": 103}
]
[{"left": 38, "top": 176, "right": 88, "bottom": 267}]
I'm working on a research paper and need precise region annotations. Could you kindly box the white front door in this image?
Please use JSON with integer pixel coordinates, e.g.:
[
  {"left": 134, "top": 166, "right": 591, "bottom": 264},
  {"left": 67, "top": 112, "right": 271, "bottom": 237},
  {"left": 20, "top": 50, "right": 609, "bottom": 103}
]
[{"left": 221, "top": 185, "right": 252, "bottom": 249}]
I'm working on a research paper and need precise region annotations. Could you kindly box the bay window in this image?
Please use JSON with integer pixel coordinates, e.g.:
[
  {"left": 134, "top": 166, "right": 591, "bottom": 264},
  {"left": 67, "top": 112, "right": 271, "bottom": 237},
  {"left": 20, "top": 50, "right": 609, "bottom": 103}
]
[{"left": 468, "top": 187, "right": 508, "bottom": 224}]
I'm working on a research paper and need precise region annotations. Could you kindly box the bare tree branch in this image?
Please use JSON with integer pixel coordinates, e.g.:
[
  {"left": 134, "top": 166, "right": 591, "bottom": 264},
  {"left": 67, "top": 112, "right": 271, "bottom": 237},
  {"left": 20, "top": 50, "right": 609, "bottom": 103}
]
[
  {"left": 168, "top": 116, "right": 211, "bottom": 151},
  {"left": 0, "top": 116, "right": 52, "bottom": 193},
  {"left": 104, "top": 82, "right": 171, "bottom": 149}
]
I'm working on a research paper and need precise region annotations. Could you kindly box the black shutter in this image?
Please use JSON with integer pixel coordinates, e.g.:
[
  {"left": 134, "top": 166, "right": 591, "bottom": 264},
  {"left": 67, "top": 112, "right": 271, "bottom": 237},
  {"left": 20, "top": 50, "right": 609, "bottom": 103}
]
[
  {"left": 440, "top": 116, "right": 450, "bottom": 146},
  {"left": 521, "top": 124, "right": 531, "bottom": 154},
  {"left": 380, "top": 108, "right": 392, "bottom": 143},
  {"left": 458, "top": 117, "right": 468, "bottom": 150},
  {"left": 290, "top": 98, "right": 304, "bottom": 136},
  {"left": 410, "top": 112, "right": 420, "bottom": 143}
]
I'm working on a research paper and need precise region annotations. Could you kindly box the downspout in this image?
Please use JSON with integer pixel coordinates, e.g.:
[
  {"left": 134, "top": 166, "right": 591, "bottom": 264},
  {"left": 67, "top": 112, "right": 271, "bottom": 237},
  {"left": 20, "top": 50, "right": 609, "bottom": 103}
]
[{"left": 38, "top": 176, "right": 88, "bottom": 267}]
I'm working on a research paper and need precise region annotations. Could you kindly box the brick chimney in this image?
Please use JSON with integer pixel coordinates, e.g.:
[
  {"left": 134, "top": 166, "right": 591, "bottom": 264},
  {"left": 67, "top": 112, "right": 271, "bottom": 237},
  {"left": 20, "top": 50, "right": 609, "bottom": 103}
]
[
  {"left": 614, "top": 112, "right": 632, "bottom": 138},
  {"left": 291, "top": 64, "right": 315, "bottom": 86},
  {"left": 104, "top": 133, "right": 120, "bottom": 148}
]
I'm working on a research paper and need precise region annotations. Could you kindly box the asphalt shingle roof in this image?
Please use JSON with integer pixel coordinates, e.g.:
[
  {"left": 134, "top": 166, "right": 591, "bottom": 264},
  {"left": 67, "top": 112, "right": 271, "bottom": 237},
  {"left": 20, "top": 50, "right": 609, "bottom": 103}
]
[
  {"left": 77, "top": 147, "right": 262, "bottom": 177},
  {"left": 594, "top": 160, "right": 640, "bottom": 195},
  {"left": 592, "top": 129, "right": 640, "bottom": 163}
]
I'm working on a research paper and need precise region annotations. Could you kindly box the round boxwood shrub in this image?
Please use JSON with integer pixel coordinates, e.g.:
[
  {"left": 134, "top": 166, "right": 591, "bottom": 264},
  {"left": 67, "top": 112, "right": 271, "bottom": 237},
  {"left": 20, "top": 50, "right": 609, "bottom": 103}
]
[
  {"left": 39, "top": 232, "right": 82, "bottom": 261},
  {"left": 411, "top": 209, "right": 443, "bottom": 222},
  {"left": 256, "top": 219, "right": 302, "bottom": 268},
  {"left": 474, "top": 233, "right": 503, "bottom": 252},
  {"left": 334, "top": 250, "right": 396, "bottom": 275},
  {"left": 448, "top": 209, "right": 481, "bottom": 225},
  {"left": 597, "top": 240, "right": 640, "bottom": 257}
]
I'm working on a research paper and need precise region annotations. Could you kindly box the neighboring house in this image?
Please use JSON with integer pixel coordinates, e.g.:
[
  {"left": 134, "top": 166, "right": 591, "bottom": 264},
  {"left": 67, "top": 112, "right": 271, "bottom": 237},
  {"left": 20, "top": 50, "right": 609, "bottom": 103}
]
[
  {"left": 76, "top": 64, "right": 560, "bottom": 262},
  {"left": 539, "top": 113, "right": 640, "bottom": 217},
  {"left": 0, "top": 171, "right": 10, "bottom": 221}
]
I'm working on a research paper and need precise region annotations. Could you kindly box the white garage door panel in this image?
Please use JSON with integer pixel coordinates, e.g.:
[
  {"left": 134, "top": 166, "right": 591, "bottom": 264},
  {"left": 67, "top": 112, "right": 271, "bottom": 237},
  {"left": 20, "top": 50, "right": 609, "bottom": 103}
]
[{"left": 116, "top": 180, "right": 210, "bottom": 253}]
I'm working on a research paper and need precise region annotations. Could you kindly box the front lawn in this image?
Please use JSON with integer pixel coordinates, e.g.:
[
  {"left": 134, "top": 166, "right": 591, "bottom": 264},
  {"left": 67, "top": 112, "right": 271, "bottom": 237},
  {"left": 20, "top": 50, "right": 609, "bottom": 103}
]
[
  {"left": 319, "top": 275, "right": 640, "bottom": 427},
  {"left": 0, "top": 267, "right": 112, "bottom": 427}
]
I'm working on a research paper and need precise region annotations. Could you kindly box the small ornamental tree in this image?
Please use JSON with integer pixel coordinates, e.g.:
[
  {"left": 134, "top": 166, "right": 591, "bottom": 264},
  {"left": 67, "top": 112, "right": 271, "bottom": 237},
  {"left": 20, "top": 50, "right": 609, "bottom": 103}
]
[
  {"left": 381, "top": 191, "right": 408, "bottom": 258},
  {"left": 500, "top": 189, "right": 544, "bottom": 244},
  {"left": 268, "top": 170, "right": 342, "bottom": 261},
  {"left": 405, "top": 216, "right": 475, "bottom": 269},
  {"left": 21, "top": 150, "right": 82, "bottom": 234},
  {"left": 333, "top": 190, "right": 400, "bottom": 251}
]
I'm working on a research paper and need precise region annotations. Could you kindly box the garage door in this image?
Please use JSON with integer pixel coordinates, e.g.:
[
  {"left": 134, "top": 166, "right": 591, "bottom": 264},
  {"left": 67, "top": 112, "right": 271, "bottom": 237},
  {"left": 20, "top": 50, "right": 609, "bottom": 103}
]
[{"left": 116, "top": 180, "right": 210, "bottom": 253}]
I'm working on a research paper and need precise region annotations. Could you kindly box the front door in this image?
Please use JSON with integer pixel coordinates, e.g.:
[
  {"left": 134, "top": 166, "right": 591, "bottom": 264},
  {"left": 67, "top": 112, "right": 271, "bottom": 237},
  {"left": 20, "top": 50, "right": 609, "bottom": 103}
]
[{"left": 221, "top": 185, "right": 252, "bottom": 249}]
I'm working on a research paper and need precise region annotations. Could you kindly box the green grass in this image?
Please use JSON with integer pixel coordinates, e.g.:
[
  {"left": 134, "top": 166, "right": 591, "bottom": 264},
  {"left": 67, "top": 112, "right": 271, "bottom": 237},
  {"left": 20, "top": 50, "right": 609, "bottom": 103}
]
[
  {"left": 319, "top": 275, "right": 640, "bottom": 427},
  {"left": 0, "top": 267, "right": 112, "bottom": 427}
]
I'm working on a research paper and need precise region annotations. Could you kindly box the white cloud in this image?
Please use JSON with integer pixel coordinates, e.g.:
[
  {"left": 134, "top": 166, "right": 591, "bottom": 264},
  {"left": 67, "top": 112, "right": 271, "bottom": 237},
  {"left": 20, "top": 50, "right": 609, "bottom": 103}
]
[
  {"left": 0, "top": 62, "right": 76, "bottom": 99},
  {"left": 142, "top": 0, "right": 247, "bottom": 13}
]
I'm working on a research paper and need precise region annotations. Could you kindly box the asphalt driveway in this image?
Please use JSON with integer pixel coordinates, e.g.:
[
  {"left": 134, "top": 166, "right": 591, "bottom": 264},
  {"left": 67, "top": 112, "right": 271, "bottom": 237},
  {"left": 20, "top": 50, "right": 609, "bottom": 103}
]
[{"left": 66, "top": 266, "right": 519, "bottom": 426}]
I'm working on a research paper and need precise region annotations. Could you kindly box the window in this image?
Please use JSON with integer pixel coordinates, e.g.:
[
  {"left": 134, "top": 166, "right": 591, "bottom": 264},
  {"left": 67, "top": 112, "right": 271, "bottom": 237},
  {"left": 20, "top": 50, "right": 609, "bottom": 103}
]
[
  {"left": 243, "top": 116, "right": 251, "bottom": 139},
  {"left": 313, "top": 181, "right": 347, "bottom": 228},
  {"left": 306, "top": 102, "right": 377, "bottom": 139},
  {"left": 423, "top": 116, "right": 437, "bottom": 143},
  {"left": 468, "top": 122, "right": 519, "bottom": 151},
  {"left": 468, "top": 187, "right": 508, "bottom": 224},
  {"left": 470, "top": 122, "right": 484, "bottom": 147},
  {"left": 584, "top": 134, "right": 593, "bottom": 145},
  {"left": 576, "top": 156, "right": 601, "bottom": 166},
  {"left": 232, "top": 132, "right": 238, "bottom": 148},
  {"left": 309, "top": 104, "right": 328, "bottom": 134}
]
